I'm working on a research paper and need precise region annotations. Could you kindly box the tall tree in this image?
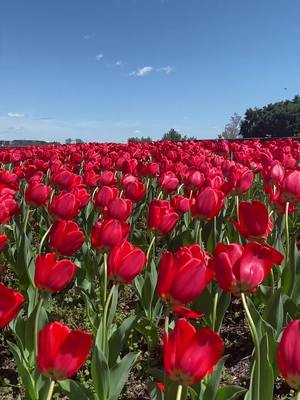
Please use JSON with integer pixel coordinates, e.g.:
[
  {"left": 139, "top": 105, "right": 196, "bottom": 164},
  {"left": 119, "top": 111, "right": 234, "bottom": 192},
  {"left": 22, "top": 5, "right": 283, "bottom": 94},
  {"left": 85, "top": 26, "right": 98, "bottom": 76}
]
[
  {"left": 240, "top": 95, "right": 300, "bottom": 138},
  {"left": 219, "top": 113, "right": 242, "bottom": 139}
]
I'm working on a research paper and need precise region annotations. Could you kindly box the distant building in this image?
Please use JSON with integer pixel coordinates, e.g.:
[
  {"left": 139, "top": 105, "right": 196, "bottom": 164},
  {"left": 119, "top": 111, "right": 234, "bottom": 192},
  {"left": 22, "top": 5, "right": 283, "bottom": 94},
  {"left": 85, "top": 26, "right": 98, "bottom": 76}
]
[{"left": 65, "top": 138, "right": 83, "bottom": 144}]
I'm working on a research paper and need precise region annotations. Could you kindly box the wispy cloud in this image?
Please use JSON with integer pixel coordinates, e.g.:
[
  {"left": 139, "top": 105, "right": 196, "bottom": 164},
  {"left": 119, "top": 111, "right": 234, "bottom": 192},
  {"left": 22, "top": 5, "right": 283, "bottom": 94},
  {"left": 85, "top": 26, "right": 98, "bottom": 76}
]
[
  {"left": 129, "top": 66, "right": 154, "bottom": 77},
  {"left": 114, "top": 60, "right": 123, "bottom": 66},
  {"left": 158, "top": 65, "right": 174, "bottom": 74},
  {"left": 95, "top": 53, "right": 104, "bottom": 61},
  {"left": 7, "top": 112, "right": 25, "bottom": 118}
]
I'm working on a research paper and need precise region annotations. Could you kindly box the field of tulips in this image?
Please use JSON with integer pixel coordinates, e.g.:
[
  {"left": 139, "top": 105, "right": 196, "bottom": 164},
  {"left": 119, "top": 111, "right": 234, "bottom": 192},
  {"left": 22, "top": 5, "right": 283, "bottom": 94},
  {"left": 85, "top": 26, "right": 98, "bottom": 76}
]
[{"left": 0, "top": 138, "right": 300, "bottom": 400}]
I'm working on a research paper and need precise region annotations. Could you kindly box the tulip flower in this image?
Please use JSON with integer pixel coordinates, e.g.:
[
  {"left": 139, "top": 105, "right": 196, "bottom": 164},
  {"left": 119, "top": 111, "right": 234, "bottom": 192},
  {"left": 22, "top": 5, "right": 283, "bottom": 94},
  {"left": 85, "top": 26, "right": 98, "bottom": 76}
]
[
  {"left": 35, "top": 253, "right": 77, "bottom": 293},
  {"left": 25, "top": 182, "right": 51, "bottom": 207},
  {"left": 278, "top": 320, "right": 300, "bottom": 390},
  {"left": 171, "top": 195, "right": 191, "bottom": 214},
  {"left": 98, "top": 170, "right": 116, "bottom": 186},
  {"left": 164, "top": 318, "right": 223, "bottom": 385},
  {"left": 231, "top": 200, "right": 273, "bottom": 240},
  {"left": 123, "top": 181, "right": 146, "bottom": 203},
  {"left": 108, "top": 241, "right": 147, "bottom": 283},
  {"left": 0, "top": 233, "right": 8, "bottom": 251},
  {"left": 38, "top": 321, "right": 93, "bottom": 380},
  {"left": 191, "top": 187, "right": 224, "bottom": 220},
  {"left": 49, "top": 192, "right": 81, "bottom": 220},
  {"left": 107, "top": 198, "right": 132, "bottom": 222},
  {"left": 148, "top": 199, "right": 179, "bottom": 235},
  {"left": 91, "top": 219, "right": 130, "bottom": 252},
  {"left": 210, "top": 242, "right": 284, "bottom": 296},
  {"left": 157, "top": 244, "right": 213, "bottom": 306},
  {"left": 159, "top": 171, "right": 180, "bottom": 194},
  {"left": 94, "top": 186, "right": 119, "bottom": 209},
  {"left": 184, "top": 168, "right": 204, "bottom": 190},
  {"left": 281, "top": 170, "right": 300, "bottom": 203},
  {"left": 49, "top": 220, "right": 85, "bottom": 256},
  {"left": 51, "top": 170, "right": 82, "bottom": 190},
  {"left": 0, "top": 282, "right": 24, "bottom": 328}
]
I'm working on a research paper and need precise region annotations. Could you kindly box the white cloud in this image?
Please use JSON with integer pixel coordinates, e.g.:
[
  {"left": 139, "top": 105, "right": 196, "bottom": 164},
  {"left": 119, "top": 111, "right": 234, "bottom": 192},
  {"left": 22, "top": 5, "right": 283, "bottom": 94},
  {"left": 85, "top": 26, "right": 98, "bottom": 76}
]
[
  {"left": 129, "top": 66, "right": 154, "bottom": 77},
  {"left": 158, "top": 65, "right": 173, "bottom": 74},
  {"left": 114, "top": 60, "right": 122, "bottom": 66},
  {"left": 95, "top": 53, "right": 104, "bottom": 61},
  {"left": 7, "top": 112, "right": 25, "bottom": 118},
  {"left": 135, "top": 130, "right": 141, "bottom": 134}
]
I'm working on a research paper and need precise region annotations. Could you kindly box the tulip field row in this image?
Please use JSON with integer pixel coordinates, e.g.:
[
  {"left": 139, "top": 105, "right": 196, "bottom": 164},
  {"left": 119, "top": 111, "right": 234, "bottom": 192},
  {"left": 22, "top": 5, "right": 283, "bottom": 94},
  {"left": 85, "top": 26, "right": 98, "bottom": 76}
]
[{"left": 0, "top": 139, "right": 299, "bottom": 400}]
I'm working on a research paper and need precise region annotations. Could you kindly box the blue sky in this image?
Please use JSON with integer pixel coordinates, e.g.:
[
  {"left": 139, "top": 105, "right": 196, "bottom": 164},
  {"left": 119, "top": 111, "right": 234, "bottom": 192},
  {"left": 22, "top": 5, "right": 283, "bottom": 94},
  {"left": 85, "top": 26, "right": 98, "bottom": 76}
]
[{"left": 1, "top": 0, "right": 300, "bottom": 143}]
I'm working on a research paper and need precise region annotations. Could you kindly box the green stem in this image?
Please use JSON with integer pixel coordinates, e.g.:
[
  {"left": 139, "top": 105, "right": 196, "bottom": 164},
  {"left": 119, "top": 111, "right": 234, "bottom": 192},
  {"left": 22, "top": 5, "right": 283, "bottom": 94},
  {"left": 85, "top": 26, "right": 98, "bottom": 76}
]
[
  {"left": 146, "top": 235, "right": 156, "bottom": 260},
  {"left": 103, "top": 252, "right": 108, "bottom": 303},
  {"left": 235, "top": 195, "right": 239, "bottom": 216},
  {"left": 46, "top": 380, "right": 55, "bottom": 400},
  {"left": 157, "top": 190, "right": 163, "bottom": 200},
  {"left": 39, "top": 225, "right": 52, "bottom": 254},
  {"left": 269, "top": 268, "right": 275, "bottom": 296},
  {"left": 34, "top": 296, "right": 44, "bottom": 361},
  {"left": 296, "top": 392, "right": 300, "bottom": 400},
  {"left": 23, "top": 206, "right": 30, "bottom": 234},
  {"left": 285, "top": 201, "right": 290, "bottom": 268},
  {"left": 164, "top": 313, "right": 169, "bottom": 337},
  {"left": 212, "top": 292, "right": 219, "bottom": 331},
  {"left": 241, "top": 293, "right": 260, "bottom": 400},
  {"left": 102, "top": 284, "right": 115, "bottom": 353},
  {"left": 176, "top": 385, "right": 183, "bottom": 400}
]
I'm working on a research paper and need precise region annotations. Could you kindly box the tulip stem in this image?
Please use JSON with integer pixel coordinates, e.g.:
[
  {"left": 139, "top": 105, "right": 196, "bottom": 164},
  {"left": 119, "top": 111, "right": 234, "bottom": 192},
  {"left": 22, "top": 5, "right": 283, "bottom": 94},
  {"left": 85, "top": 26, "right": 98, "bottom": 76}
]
[
  {"left": 147, "top": 235, "right": 156, "bottom": 261},
  {"left": 241, "top": 293, "right": 260, "bottom": 400},
  {"left": 176, "top": 384, "right": 183, "bottom": 400},
  {"left": 103, "top": 252, "right": 108, "bottom": 303},
  {"left": 34, "top": 296, "right": 44, "bottom": 361},
  {"left": 164, "top": 313, "right": 169, "bottom": 337},
  {"left": 102, "top": 284, "right": 116, "bottom": 353},
  {"left": 23, "top": 206, "right": 30, "bottom": 234},
  {"left": 285, "top": 201, "right": 290, "bottom": 268},
  {"left": 212, "top": 291, "right": 219, "bottom": 331},
  {"left": 296, "top": 392, "right": 300, "bottom": 400},
  {"left": 39, "top": 225, "right": 52, "bottom": 254},
  {"left": 46, "top": 380, "right": 55, "bottom": 400},
  {"left": 235, "top": 195, "right": 239, "bottom": 216}
]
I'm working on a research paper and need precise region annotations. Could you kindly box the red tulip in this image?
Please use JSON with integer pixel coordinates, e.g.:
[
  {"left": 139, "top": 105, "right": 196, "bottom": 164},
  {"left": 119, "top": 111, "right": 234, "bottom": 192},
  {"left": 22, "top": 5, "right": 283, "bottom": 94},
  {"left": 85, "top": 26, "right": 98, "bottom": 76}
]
[
  {"left": 123, "top": 181, "right": 146, "bottom": 203},
  {"left": 0, "top": 233, "right": 8, "bottom": 251},
  {"left": 184, "top": 169, "right": 204, "bottom": 190},
  {"left": 231, "top": 200, "right": 273, "bottom": 240},
  {"left": 278, "top": 320, "right": 300, "bottom": 390},
  {"left": 107, "top": 198, "right": 132, "bottom": 222},
  {"left": 25, "top": 182, "right": 51, "bottom": 207},
  {"left": 51, "top": 170, "right": 82, "bottom": 190},
  {"left": 159, "top": 171, "right": 180, "bottom": 194},
  {"left": 49, "top": 192, "right": 81, "bottom": 220},
  {"left": 157, "top": 244, "right": 213, "bottom": 306},
  {"left": 70, "top": 186, "right": 90, "bottom": 208},
  {"left": 0, "top": 282, "right": 24, "bottom": 328},
  {"left": 171, "top": 195, "right": 191, "bottom": 214},
  {"left": 148, "top": 200, "right": 179, "bottom": 235},
  {"left": 108, "top": 241, "right": 147, "bottom": 283},
  {"left": 94, "top": 186, "right": 119, "bottom": 210},
  {"left": 91, "top": 219, "right": 130, "bottom": 252},
  {"left": 164, "top": 318, "right": 223, "bottom": 385},
  {"left": 99, "top": 170, "right": 116, "bottom": 186},
  {"left": 35, "top": 253, "right": 77, "bottom": 293},
  {"left": 38, "top": 321, "right": 92, "bottom": 380},
  {"left": 191, "top": 187, "right": 224, "bottom": 220},
  {"left": 210, "top": 242, "right": 283, "bottom": 296},
  {"left": 49, "top": 220, "right": 85, "bottom": 256},
  {"left": 281, "top": 170, "right": 300, "bottom": 203}
]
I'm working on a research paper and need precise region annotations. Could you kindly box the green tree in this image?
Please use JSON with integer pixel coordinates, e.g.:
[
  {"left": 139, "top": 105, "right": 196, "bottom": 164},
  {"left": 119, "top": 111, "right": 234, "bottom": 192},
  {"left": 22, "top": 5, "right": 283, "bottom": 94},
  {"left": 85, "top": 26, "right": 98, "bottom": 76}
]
[
  {"left": 161, "top": 128, "right": 183, "bottom": 141},
  {"left": 127, "top": 136, "right": 152, "bottom": 142},
  {"left": 240, "top": 95, "right": 300, "bottom": 138}
]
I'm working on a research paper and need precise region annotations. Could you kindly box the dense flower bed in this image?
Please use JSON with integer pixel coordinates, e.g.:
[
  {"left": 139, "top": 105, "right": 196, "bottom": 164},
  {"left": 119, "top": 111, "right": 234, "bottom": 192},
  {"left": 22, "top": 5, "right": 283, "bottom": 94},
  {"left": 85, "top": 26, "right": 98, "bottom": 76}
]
[{"left": 0, "top": 139, "right": 300, "bottom": 400}]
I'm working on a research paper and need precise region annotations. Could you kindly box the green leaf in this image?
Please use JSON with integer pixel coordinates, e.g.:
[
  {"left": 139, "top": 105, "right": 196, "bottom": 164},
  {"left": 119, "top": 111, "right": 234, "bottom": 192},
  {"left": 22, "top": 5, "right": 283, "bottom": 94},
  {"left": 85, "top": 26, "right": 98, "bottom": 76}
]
[
  {"left": 8, "top": 341, "right": 37, "bottom": 400},
  {"left": 215, "top": 385, "right": 246, "bottom": 400},
  {"left": 215, "top": 291, "right": 231, "bottom": 332},
  {"left": 109, "top": 352, "right": 138, "bottom": 400},
  {"left": 91, "top": 345, "right": 110, "bottom": 400},
  {"left": 263, "top": 289, "right": 283, "bottom": 338},
  {"left": 202, "top": 356, "right": 228, "bottom": 400},
  {"left": 108, "top": 315, "right": 137, "bottom": 367},
  {"left": 59, "top": 379, "right": 95, "bottom": 400}
]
